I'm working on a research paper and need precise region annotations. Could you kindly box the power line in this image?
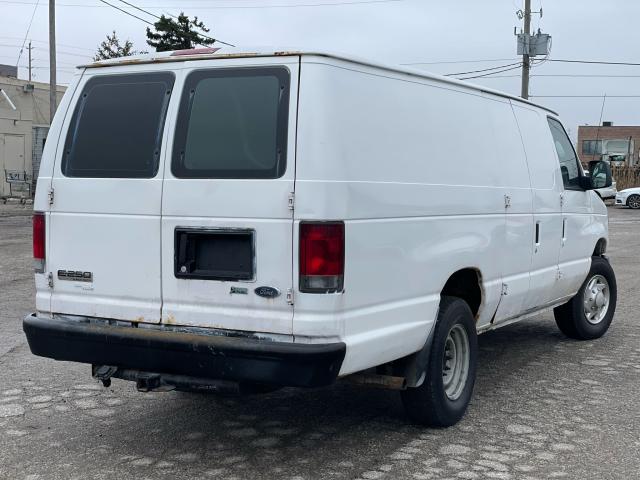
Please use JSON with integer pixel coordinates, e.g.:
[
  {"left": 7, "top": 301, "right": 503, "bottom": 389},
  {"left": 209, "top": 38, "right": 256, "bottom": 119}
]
[
  {"left": 101, "top": 0, "right": 235, "bottom": 47},
  {"left": 113, "top": 0, "right": 236, "bottom": 47},
  {"left": 115, "top": 0, "right": 158, "bottom": 19},
  {"left": 0, "top": 36, "right": 95, "bottom": 52},
  {"left": 404, "top": 57, "right": 640, "bottom": 69},
  {"left": 1, "top": 0, "right": 404, "bottom": 8},
  {"left": 56, "top": 49, "right": 93, "bottom": 58},
  {"left": 97, "top": 0, "right": 154, "bottom": 25},
  {"left": 547, "top": 59, "right": 640, "bottom": 66},
  {"left": 445, "top": 62, "right": 522, "bottom": 77},
  {"left": 458, "top": 64, "right": 523, "bottom": 80},
  {"left": 15, "top": 0, "right": 39, "bottom": 67},
  {"left": 402, "top": 58, "right": 519, "bottom": 66}
]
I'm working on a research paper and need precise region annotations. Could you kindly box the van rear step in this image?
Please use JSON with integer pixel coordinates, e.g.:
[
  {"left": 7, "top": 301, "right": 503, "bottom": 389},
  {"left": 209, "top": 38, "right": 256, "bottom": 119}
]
[{"left": 23, "top": 314, "right": 345, "bottom": 388}]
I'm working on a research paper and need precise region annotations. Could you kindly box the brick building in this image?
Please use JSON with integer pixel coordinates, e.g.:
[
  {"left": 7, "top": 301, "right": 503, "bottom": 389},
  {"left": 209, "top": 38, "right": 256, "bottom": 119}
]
[{"left": 577, "top": 122, "right": 640, "bottom": 167}]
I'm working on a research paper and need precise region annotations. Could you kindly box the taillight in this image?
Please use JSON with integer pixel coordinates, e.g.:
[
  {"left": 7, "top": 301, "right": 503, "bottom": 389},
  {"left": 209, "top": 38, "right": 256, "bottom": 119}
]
[
  {"left": 33, "top": 213, "right": 45, "bottom": 273},
  {"left": 299, "top": 222, "right": 344, "bottom": 293}
]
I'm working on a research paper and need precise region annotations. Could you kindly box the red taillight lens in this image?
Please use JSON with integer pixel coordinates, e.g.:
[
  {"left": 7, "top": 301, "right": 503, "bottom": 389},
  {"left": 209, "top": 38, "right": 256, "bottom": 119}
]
[
  {"left": 299, "top": 222, "right": 344, "bottom": 293},
  {"left": 33, "top": 213, "right": 45, "bottom": 272}
]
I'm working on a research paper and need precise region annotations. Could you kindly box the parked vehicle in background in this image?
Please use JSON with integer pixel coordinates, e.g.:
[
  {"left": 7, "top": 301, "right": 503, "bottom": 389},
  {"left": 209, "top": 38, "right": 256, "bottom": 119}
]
[
  {"left": 616, "top": 187, "right": 640, "bottom": 209},
  {"left": 583, "top": 169, "right": 617, "bottom": 200},
  {"left": 23, "top": 47, "right": 618, "bottom": 428}
]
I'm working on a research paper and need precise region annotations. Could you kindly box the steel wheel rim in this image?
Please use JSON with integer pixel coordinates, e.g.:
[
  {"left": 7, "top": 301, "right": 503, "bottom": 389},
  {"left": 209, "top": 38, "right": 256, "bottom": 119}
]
[
  {"left": 442, "top": 324, "right": 470, "bottom": 401},
  {"left": 582, "top": 274, "right": 610, "bottom": 325},
  {"left": 629, "top": 196, "right": 640, "bottom": 209}
]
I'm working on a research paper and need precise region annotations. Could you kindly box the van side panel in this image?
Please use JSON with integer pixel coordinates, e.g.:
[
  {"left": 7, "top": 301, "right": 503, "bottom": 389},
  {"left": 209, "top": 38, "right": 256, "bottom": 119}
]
[
  {"left": 482, "top": 94, "right": 534, "bottom": 323},
  {"left": 511, "top": 103, "right": 564, "bottom": 310},
  {"left": 295, "top": 58, "right": 511, "bottom": 375}
]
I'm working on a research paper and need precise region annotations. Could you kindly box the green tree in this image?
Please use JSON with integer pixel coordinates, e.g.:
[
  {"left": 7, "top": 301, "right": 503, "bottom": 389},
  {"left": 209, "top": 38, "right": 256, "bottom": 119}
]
[
  {"left": 146, "top": 13, "right": 216, "bottom": 52},
  {"left": 94, "top": 31, "right": 139, "bottom": 61}
]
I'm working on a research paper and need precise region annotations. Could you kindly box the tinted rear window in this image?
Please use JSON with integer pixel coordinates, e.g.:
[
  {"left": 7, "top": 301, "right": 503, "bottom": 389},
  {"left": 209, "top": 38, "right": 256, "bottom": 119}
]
[
  {"left": 62, "top": 73, "right": 174, "bottom": 178},
  {"left": 172, "top": 67, "right": 290, "bottom": 179}
]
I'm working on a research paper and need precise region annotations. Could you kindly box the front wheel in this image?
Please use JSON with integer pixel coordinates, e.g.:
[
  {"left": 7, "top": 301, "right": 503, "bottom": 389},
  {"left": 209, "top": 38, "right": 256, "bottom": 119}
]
[
  {"left": 627, "top": 194, "right": 640, "bottom": 209},
  {"left": 401, "top": 296, "right": 478, "bottom": 427},
  {"left": 554, "top": 256, "right": 617, "bottom": 340}
]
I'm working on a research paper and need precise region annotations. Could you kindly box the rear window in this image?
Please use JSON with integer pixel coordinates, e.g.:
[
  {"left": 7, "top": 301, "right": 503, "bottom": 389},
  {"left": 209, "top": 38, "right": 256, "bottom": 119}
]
[
  {"left": 62, "top": 73, "right": 174, "bottom": 178},
  {"left": 172, "top": 67, "right": 290, "bottom": 179}
]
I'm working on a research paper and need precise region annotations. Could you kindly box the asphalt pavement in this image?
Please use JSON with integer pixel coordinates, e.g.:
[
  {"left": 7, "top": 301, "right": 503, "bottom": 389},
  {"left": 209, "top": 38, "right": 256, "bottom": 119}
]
[{"left": 1, "top": 204, "right": 639, "bottom": 480}]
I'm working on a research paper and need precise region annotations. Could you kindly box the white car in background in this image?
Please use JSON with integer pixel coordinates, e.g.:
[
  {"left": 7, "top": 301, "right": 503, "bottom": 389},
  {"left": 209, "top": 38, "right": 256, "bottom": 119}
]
[{"left": 615, "top": 188, "right": 640, "bottom": 209}]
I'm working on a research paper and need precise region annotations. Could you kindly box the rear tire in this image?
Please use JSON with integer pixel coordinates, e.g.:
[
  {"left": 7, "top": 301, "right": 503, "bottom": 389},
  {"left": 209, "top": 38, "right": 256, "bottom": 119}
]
[
  {"left": 627, "top": 194, "right": 640, "bottom": 209},
  {"left": 401, "top": 296, "right": 478, "bottom": 427},
  {"left": 554, "top": 256, "right": 617, "bottom": 340}
]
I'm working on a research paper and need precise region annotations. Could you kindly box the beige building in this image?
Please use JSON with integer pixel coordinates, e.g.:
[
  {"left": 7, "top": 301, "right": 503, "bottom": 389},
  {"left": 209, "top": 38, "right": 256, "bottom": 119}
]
[{"left": 1, "top": 66, "right": 66, "bottom": 199}]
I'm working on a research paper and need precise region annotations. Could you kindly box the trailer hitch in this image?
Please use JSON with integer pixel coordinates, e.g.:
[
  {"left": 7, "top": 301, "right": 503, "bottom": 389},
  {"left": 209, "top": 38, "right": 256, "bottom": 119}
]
[{"left": 92, "top": 365, "right": 118, "bottom": 387}]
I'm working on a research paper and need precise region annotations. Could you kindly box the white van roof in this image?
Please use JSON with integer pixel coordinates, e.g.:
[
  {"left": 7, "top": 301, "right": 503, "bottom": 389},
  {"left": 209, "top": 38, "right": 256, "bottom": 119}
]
[{"left": 81, "top": 46, "right": 557, "bottom": 115}]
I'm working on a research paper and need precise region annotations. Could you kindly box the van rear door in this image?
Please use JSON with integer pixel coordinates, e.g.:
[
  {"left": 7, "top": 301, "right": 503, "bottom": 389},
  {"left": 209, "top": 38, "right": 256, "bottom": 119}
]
[
  {"left": 48, "top": 68, "right": 175, "bottom": 323},
  {"left": 160, "top": 58, "right": 298, "bottom": 334}
]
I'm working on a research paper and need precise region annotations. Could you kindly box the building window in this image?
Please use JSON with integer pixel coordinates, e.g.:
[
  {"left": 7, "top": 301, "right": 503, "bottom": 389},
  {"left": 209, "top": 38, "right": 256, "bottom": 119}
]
[{"left": 582, "top": 140, "right": 602, "bottom": 155}]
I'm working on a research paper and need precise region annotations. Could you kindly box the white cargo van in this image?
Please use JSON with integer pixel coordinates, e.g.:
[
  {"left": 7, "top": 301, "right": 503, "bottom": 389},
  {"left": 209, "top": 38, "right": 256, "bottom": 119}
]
[{"left": 24, "top": 48, "right": 617, "bottom": 427}]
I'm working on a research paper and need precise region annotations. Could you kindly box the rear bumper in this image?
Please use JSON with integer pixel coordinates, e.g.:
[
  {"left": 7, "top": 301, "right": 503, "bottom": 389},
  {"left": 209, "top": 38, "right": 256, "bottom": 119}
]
[{"left": 23, "top": 314, "right": 346, "bottom": 388}]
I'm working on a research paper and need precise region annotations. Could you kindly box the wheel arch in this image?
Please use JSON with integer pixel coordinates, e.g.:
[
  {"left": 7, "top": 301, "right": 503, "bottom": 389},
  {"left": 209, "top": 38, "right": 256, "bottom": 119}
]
[
  {"left": 593, "top": 238, "right": 607, "bottom": 257},
  {"left": 440, "top": 268, "right": 483, "bottom": 320},
  {"left": 396, "top": 267, "right": 483, "bottom": 388}
]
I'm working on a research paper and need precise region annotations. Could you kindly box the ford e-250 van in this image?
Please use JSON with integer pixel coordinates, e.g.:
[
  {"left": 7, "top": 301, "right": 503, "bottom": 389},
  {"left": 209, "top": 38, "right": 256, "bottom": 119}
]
[{"left": 23, "top": 48, "right": 617, "bottom": 427}]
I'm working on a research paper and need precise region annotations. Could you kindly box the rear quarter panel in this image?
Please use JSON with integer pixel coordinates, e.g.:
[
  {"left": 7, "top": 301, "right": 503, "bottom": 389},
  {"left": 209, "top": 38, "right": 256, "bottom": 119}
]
[{"left": 294, "top": 57, "right": 513, "bottom": 375}]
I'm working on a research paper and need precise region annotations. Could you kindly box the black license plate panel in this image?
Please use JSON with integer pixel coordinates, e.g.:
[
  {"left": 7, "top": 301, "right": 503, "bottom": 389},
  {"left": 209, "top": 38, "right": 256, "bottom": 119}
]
[{"left": 174, "top": 228, "right": 255, "bottom": 281}]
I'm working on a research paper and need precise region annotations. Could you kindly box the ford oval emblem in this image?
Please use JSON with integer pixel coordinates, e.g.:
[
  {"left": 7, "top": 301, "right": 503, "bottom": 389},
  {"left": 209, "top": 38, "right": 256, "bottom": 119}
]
[{"left": 255, "top": 286, "right": 281, "bottom": 299}]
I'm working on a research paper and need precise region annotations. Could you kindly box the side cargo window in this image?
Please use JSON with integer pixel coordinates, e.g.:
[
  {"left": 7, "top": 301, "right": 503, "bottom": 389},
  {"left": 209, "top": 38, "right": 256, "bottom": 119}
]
[
  {"left": 172, "top": 67, "right": 290, "bottom": 179},
  {"left": 62, "top": 73, "right": 175, "bottom": 178},
  {"left": 547, "top": 117, "right": 583, "bottom": 190}
]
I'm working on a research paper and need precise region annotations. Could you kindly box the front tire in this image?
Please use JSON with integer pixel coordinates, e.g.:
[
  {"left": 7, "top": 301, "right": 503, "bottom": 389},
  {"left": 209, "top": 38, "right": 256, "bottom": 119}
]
[
  {"left": 627, "top": 194, "right": 640, "bottom": 209},
  {"left": 401, "top": 296, "right": 478, "bottom": 427},
  {"left": 554, "top": 256, "right": 617, "bottom": 340}
]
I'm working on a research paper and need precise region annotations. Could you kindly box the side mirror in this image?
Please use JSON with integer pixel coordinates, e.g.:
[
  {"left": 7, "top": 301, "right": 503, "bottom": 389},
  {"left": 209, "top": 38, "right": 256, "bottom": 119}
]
[{"left": 586, "top": 160, "right": 612, "bottom": 189}]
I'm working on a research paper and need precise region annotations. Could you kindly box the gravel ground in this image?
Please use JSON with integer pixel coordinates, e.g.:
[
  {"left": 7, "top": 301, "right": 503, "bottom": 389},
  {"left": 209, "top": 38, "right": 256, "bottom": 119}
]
[{"left": 0, "top": 204, "right": 639, "bottom": 480}]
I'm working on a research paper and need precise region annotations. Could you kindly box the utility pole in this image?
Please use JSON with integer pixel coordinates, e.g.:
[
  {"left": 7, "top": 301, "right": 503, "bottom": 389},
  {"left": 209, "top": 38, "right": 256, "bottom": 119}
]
[
  {"left": 28, "top": 41, "right": 33, "bottom": 82},
  {"left": 49, "top": 0, "right": 57, "bottom": 123},
  {"left": 520, "top": 0, "right": 532, "bottom": 100}
]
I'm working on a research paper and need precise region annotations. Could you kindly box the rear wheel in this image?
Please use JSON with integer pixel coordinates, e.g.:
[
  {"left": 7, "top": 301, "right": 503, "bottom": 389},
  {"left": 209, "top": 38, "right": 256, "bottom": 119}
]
[
  {"left": 627, "top": 194, "right": 640, "bottom": 209},
  {"left": 401, "top": 296, "right": 478, "bottom": 427},
  {"left": 554, "top": 256, "right": 617, "bottom": 340}
]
